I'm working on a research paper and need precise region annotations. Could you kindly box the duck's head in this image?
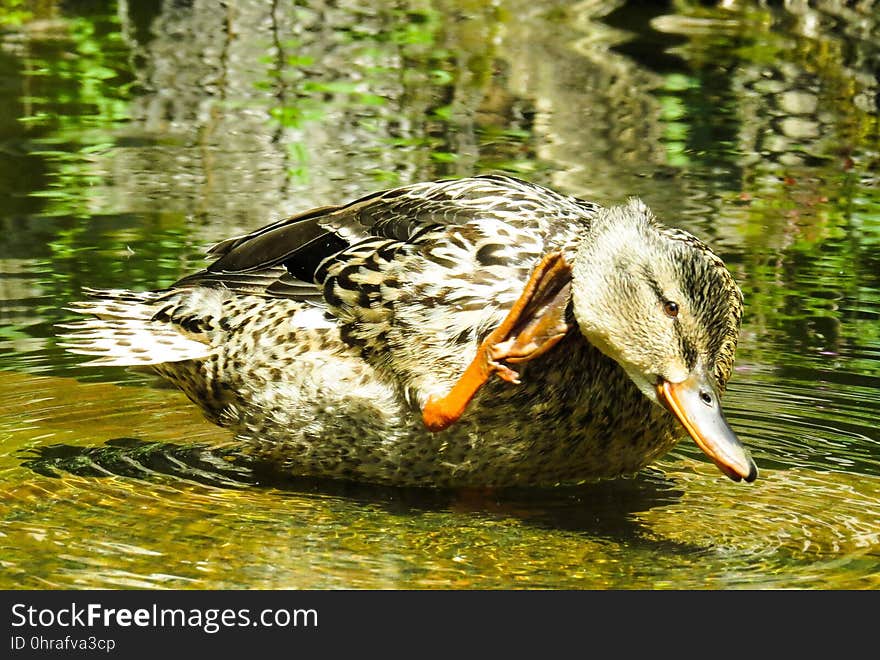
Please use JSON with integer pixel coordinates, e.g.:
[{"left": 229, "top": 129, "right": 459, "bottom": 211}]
[{"left": 571, "top": 198, "right": 757, "bottom": 483}]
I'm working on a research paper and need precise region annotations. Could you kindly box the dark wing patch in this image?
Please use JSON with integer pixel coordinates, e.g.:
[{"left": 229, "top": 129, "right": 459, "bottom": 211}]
[
  {"left": 172, "top": 266, "right": 288, "bottom": 294},
  {"left": 199, "top": 187, "right": 439, "bottom": 282},
  {"left": 206, "top": 213, "right": 349, "bottom": 274}
]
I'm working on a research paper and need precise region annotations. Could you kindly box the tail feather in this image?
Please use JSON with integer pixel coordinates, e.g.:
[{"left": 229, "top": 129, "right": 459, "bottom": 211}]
[{"left": 58, "top": 289, "right": 214, "bottom": 367}]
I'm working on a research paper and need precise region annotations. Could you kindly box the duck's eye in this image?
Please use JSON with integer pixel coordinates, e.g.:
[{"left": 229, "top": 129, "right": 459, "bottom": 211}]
[{"left": 663, "top": 301, "right": 679, "bottom": 318}]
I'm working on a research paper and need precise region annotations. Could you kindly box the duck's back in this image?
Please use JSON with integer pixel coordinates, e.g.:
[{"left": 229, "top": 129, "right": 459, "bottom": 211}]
[{"left": 174, "top": 175, "right": 598, "bottom": 404}]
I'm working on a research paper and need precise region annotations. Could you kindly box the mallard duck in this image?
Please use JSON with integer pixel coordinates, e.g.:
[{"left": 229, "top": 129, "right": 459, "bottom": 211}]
[{"left": 60, "top": 174, "right": 757, "bottom": 487}]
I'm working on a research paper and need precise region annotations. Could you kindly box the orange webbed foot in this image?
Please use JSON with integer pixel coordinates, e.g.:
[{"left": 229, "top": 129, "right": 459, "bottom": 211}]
[{"left": 422, "top": 251, "right": 573, "bottom": 432}]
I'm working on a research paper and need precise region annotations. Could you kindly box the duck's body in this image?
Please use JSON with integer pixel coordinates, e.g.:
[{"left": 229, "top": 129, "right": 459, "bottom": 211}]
[{"left": 61, "top": 175, "right": 756, "bottom": 487}]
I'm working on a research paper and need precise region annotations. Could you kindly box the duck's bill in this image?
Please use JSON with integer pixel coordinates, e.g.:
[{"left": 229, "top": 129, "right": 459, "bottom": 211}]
[{"left": 656, "top": 375, "right": 758, "bottom": 483}]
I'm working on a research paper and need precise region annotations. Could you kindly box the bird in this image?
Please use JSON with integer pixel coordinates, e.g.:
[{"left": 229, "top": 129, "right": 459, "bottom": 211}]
[{"left": 59, "top": 174, "right": 757, "bottom": 487}]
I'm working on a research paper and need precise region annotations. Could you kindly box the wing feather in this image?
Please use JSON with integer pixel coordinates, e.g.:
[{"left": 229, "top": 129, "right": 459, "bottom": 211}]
[{"left": 170, "top": 175, "right": 584, "bottom": 303}]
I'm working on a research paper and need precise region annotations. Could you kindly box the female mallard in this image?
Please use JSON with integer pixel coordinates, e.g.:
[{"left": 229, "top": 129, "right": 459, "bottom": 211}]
[{"left": 61, "top": 174, "right": 757, "bottom": 487}]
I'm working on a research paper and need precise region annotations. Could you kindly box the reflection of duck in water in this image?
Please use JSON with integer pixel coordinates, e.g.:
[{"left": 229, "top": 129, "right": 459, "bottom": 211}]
[{"left": 60, "top": 175, "right": 756, "bottom": 487}]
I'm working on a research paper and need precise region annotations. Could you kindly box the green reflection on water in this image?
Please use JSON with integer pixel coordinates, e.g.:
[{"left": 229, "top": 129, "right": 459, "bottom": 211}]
[
  {"left": 5, "top": 8, "right": 133, "bottom": 217},
  {"left": 258, "top": 2, "right": 547, "bottom": 184},
  {"left": 2, "top": 373, "right": 878, "bottom": 590},
  {"left": 0, "top": 0, "right": 878, "bottom": 589}
]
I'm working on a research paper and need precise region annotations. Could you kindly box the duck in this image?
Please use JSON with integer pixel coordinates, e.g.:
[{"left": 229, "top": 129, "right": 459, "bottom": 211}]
[{"left": 59, "top": 174, "right": 757, "bottom": 487}]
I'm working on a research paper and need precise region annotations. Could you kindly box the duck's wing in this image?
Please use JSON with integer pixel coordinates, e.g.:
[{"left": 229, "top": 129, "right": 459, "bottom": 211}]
[
  {"left": 172, "top": 174, "right": 560, "bottom": 302},
  {"left": 174, "top": 175, "right": 594, "bottom": 427}
]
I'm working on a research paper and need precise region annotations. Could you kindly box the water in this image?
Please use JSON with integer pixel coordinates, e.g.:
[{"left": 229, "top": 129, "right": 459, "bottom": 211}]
[{"left": 1, "top": 0, "right": 878, "bottom": 589}]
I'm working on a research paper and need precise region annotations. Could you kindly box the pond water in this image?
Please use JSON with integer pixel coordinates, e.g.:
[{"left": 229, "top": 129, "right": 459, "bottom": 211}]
[{"left": 1, "top": 1, "right": 878, "bottom": 589}]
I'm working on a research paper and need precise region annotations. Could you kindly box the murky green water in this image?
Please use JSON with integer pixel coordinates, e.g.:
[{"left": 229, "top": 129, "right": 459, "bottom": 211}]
[{"left": 1, "top": 1, "right": 878, "bottom": 589}]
